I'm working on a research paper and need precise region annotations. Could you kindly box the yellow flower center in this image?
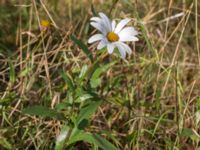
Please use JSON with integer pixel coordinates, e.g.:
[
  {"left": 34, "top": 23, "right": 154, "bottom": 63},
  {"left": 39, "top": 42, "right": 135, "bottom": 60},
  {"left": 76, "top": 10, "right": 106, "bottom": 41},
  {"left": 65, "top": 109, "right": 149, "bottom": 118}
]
[
  {"left": 41, "top": 20, "right": 50, "bottom": 28},
  {"left": 106, "top": 32, "right": 119, "bottom": 42}
]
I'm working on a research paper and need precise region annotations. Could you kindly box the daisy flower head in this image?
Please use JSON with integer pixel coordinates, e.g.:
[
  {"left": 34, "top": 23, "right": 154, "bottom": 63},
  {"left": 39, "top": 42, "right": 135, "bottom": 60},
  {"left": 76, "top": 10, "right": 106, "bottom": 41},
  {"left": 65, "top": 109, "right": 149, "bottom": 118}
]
[{"left": 88, "top": 12, "right": 139, "bottom": 59}]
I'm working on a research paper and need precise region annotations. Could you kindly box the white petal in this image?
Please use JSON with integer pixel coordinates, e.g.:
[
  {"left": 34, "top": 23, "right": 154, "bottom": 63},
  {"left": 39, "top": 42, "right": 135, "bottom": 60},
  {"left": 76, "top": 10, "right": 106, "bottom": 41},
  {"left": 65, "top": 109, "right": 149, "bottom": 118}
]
[
  {"left": 115, "top": 18, "right": 131, "bottom": 33},
  {"left": 90, "top": 17, "right": 105, "bottom": 29},
  {"left": 112, "top": 20, "right": 116, "bottom": 31},
  {"left": 90, "top": 17, "right": 101, "bottom": 22},
  {"left": 107, "top": 44, "right": 115, "bottom": 54},
  {"left": 90, "top": 22, "right": 106, "bottom": 35},
  {"left": 97, "top": 39, "right": 107, "bottom": 50},
  {"left": 115, "top": 42, "right": 126, "bottom": 58},
  {"left": 99, "top": 12, "right": 112, "bottom": 32},
  {"left": 88, "top": 34, "right": 104, "bottom": 43},
  {"left": 119, "top": 35, "right": 139, "bottom": 42},
  {"left": 119, "top": 27, "right": 138, "bottom": 36},
  {"left": 118, "top": 42, "right": 132, "bottom": 54},
  {"left": 118, "top": 27, "right": 139, "bottom": 41}
]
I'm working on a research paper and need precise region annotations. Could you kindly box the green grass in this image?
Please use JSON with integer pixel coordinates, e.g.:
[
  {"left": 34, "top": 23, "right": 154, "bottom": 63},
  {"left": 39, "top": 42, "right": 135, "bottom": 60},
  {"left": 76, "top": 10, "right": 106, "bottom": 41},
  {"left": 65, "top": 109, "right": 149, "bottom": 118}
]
[{"left": 0, "top": 0, "right": 200, "bottom": 149}]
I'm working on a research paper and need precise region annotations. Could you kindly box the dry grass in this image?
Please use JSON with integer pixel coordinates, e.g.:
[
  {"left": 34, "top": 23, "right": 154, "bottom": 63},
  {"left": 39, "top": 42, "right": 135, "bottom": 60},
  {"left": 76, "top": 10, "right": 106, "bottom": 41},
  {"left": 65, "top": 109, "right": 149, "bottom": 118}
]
[{"left": 0, "top": 0, "right": 200, "bottom": 149}]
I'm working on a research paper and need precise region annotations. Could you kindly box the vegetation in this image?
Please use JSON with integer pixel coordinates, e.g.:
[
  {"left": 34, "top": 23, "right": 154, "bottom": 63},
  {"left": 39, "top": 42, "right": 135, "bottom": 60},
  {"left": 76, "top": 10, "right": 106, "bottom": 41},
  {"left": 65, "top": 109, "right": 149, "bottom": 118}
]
[{"left": 0, "top": 0, "right": 200, "bottom": 149}]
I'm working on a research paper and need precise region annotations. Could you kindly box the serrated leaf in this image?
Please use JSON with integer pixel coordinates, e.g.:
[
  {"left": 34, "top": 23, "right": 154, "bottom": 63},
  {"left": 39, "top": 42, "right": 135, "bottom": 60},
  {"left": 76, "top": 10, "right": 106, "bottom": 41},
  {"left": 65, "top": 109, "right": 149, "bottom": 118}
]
[
  {"left": 22, "top": 105, "right": 65, "bottom": 120},
  {"left": 71, "top": 35, "right": 93, "bottom": 62}
]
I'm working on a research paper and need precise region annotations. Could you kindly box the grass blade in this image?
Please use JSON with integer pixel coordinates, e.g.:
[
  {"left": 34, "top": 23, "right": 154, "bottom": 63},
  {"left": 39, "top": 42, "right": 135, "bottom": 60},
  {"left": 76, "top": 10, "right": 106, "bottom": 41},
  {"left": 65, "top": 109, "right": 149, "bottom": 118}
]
[{"left": 71, "top": 35, "right": 93, "bottom": 62}]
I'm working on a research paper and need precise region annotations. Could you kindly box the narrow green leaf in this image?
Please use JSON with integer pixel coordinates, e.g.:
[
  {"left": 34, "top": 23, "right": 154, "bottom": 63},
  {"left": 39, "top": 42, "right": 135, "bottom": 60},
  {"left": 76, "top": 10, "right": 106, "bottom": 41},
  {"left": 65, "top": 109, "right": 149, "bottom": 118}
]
[
  {"left": 195, "top": 110, "right": 200, "bottom": 125},
  {"left": 90, "top": 61, "right": 116, "bottom": 88},
  {"left": 86, "top": 59, "right": 100, "bottom": 82},
  {"left": 91, "top": 4, "right": 97, "bottom": 16},
  {"left": 0, "top": 92, "right": 17, "bottom": 105},
  {"left": 76, "top": 100, "right": 102, "bottom": 126},
  {"left": 55, "top": 126, "right": 69, "bottom": 150},
  {"left": 71, "top": 35, "right": 93, "bottom": 62},
  {"left": 91, "top": 61, "right": 116, "bottom": 80},
  {"left": 92, "top": 133, "right": 117, "bottom": 150},
  {"left": 67, "top": 132, "right": 117, "bottom": 150},
  {"left": 61, "top": 71, "right": 75, "bottom": 91},
  {"left": 9, "top": 61, "right": 15, "bottom": 83},
  {"left": 90, "top": 78, "right": 101, "bottom": 88},
  {"left": 196, "top": 98, "right": 200, "bottom": 109},
  {"left": 75, "top": 94, "right": 93, "bottom": 103},
  {"left": 79, "top": 64, "right": 88, "bottom": 79},
  {"left": 181, "top": 128, "right": 200, "bottom": 141},
  {"left": 0, "top": 137, "right": 12, "bottom": 150},
  {"left": 22, "top": 105, "right": 65, "bottom": 120},
  {"left": 67, "top": 130, "right": 91, "bottom": 146},
  {"left": 55, "top": 102, "right": 72, "bottom": 111},
  {"left": 19, "top": 67, "right": 32, "bottom": 77}
]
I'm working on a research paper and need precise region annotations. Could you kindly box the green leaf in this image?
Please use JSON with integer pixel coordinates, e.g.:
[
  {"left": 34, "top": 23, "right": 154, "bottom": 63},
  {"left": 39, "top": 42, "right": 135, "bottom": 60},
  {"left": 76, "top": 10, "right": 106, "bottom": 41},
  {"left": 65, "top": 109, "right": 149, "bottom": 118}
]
[
  {"left": 22, "top": 105, "right": 65, "bottom": 120},
  {"left": 67, "top": 129, "right": 89, "bottom": 145},
  {"left": 181, "top": 128, "right": 200, "bottom": 141},
  {"left": 55, "top": 102, "right": 72, "bottom": 111},
  {"left": 19, "top": 67, "right": 33, "bottom": 77},
  {"left": 79, "top": 64, "right": 88, "bottom": 79},
  {"left": 55, "top": 125, "right": 69, "bottom": 150},
  {"left": 9, "top": 61, "right": 15, "bottom": 83},
  {"left": 90, "top": 61, "right": 116, "bottom": 88},
  {"left": 0, "top": 136, "right": 12, "bottom": 150},
  {"left": 86, "top": 59, "right": 100, "bottom": 82},
  {"left": 61, "top": 71, "right": 75, "bottom": 91},
  {"left": 90, "top": 78, "right": 101, "bottom": 88},
  {"left": 195, "top": 110, "right": 200, "bottom": 125},
  {"left": 0, "top": 92, "right": 17, "bottom": 105},
  {"left": 76, "top": 100, "right": 102, "bottom": 126},
  {"left": 71, "top": 35, "right": 93, "bottom": 62},
  {"left": 91, "top": 4, "right": 97, "bottom": 16},
  {"left": 91, "top": 61, "right": 116, "bottom": 80},
  {"left": 92, "top": 133, "right": 117, "bottom": 150},
  {"left": 196, "top": 98, "right": 200, "bottom": 109},
  {"left": 75, "top": 94, "right": 93, "bottom": 103},
  {"left": 67, "top": 132, "right": 117, "bottom": 150}
]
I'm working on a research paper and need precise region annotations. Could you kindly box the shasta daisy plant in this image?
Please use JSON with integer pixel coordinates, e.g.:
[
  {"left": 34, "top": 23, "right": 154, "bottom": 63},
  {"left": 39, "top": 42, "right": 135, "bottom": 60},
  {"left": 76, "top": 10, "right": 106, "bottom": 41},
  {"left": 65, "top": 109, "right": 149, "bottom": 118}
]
[{"left": 88, "top": 12, "right": 139, "bottom": 58}]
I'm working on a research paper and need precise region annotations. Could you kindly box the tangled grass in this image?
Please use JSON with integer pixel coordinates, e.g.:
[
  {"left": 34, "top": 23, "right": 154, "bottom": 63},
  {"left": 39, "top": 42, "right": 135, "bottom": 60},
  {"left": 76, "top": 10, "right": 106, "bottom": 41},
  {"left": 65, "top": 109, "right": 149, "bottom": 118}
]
[{"left": 0, "top": 0, "right": 200, "bottom": 149}]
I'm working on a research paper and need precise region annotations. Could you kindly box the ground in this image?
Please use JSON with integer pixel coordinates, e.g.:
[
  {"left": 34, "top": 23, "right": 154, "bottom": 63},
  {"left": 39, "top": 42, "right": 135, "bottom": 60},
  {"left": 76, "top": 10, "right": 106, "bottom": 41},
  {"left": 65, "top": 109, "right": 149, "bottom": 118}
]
[{"left": 0, "top": 0, "right": 200, "bottom": 149}]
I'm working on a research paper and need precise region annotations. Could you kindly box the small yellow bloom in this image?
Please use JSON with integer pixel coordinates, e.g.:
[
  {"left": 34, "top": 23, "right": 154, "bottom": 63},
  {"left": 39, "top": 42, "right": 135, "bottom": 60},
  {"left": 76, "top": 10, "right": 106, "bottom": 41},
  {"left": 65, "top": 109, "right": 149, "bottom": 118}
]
[{"left": 41, "top": 20, "right": 50, "bottom": 28}]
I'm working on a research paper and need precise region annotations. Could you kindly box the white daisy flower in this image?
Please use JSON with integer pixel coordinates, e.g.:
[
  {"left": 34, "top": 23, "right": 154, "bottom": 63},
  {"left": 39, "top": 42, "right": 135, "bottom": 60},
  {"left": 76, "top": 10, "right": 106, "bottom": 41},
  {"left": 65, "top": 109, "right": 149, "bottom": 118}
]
[{"left": 88, "top": 12, "right": 139, "bottom": 58}]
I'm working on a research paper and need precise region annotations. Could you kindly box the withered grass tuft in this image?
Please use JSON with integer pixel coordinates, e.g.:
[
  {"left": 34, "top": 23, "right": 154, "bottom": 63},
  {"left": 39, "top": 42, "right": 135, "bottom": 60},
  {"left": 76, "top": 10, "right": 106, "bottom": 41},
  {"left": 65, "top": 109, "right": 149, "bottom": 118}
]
[{"left": 0, "top": 0, "right": 200, "bottom": 149}]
